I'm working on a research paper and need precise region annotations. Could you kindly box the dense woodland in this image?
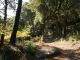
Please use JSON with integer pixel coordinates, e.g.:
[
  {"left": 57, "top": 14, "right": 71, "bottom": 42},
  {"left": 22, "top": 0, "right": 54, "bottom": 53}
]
[{"left": 0, "top": 0, "right": 80, "bottom": 60}]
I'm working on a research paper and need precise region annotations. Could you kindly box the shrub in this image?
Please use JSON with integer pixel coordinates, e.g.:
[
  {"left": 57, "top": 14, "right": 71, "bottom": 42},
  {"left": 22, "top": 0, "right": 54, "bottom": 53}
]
[{"left": 27, "top": 41, "right": 36, "bottom": 54}]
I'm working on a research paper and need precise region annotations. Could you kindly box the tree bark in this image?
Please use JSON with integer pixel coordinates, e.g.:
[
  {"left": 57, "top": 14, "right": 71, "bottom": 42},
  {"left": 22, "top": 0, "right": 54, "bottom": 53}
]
[
  {"left": 63, "top": 13, "right": 67, "bottom": 38},
  {"left": 10, "top": 0, "right": 22, "bottom": 45},
  {"left": 0, "top": 34, "right": 4, "bottom": 47},
  {"left": 4, "top": 0, "right": 7, "bottom": 26},
  {"left": 63, "top": 0, "right": 68, "bottom": 38}
]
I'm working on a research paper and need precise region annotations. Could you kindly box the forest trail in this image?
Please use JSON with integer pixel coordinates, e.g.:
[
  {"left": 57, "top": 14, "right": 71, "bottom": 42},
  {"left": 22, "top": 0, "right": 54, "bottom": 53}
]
[{"left": 35, "top": 40, "right": 80, "bottom": 60}]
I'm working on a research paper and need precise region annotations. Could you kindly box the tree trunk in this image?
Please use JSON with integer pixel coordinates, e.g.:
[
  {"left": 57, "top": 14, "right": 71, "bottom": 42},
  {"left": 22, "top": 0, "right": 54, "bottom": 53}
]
[
  {"left": 4, "top": 0, "right": 7, "bottom": 26},
  {"left": 63, "top": 0, "right": 68, "bottom": 38},
  {"left": 63, "top": 14, "right": 67, "bottom": 38},
  {"left": 0, "top": 34, "right": 4, "bottom": 47},
  {"left": 10, "top": 0, "right": 22, "bottom": 45}
]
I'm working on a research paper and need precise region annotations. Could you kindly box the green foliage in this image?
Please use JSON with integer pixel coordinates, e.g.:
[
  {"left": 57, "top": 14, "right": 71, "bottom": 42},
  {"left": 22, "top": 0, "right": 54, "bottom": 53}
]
[
  {"left": 0, "top": 20, "right": 4, "bottom": 24},
  {"left": 0, "top": 18, "right": 5, "bottom": 33},
  {"left": 0, "top": 0, "right": 80, "bottom": 45},
  {"left": 22, "top": 25, "right": 32, "bottom": 34},
  {"left": 26, "top": 0, "right": 80, "bottom": 38},
  {"left": 20, "top": 2, "right": 35, "bottom": 30},
  {"left": 27, "top": 41, "right": 35, "bottom": 54}
]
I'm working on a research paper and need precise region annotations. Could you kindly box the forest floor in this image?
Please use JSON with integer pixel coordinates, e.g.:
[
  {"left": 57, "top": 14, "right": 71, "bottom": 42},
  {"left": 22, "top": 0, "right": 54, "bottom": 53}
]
[
  {"left": 0, "top": 36, "right": 80, "bottom": 60},
  {"left": 33, "top": 38, "right": 80, "bottom": 60}
]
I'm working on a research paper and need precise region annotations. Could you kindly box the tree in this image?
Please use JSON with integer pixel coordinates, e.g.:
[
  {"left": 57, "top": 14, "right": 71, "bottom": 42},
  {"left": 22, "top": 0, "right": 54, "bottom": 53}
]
[
  {"left": 19, "top": 2, "right": 35, "bottom": 30},
  {"left": 4, "top": 0, "right": 7, "bottom": 26},
  {"left": 27, "top": 0, "right": 49, "bottom": 38},
  {"left": 10, "top": 0, "right": 22, "bottom": 45},
  {"left": 27, "top": 0, "right": 80, "bottom": 38}
]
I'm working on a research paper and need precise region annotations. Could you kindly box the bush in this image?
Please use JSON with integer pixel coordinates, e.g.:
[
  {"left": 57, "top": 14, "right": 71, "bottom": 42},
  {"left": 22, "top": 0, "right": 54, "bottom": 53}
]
[{"left": 27, "top": 41, "right": 36, "bottom": 54}]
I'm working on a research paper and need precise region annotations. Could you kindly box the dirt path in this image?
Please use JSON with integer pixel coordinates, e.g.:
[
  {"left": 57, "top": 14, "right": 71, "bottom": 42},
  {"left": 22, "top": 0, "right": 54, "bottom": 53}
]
[
  {"left": 44, "top": 40, "right": 80, "bottom": 50},
  {"left": 35, "top": 40, "right": 80, "bottom": 60}
]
